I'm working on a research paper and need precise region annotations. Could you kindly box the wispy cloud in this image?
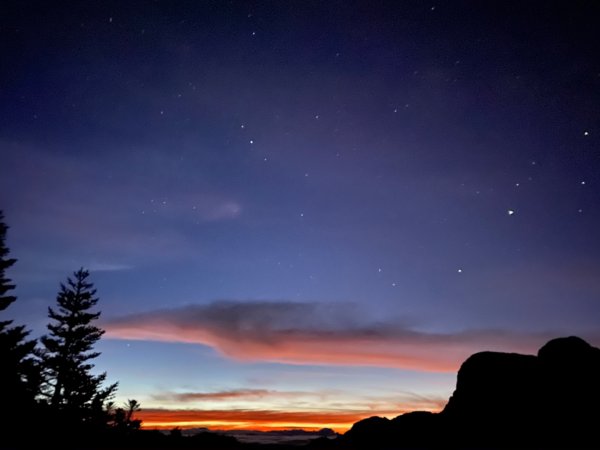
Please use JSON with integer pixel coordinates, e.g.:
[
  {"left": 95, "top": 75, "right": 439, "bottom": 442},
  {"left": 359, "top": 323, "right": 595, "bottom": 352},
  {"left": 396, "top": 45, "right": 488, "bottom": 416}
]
[
  {"left": 86, "top": 262, "right": 135, "bottom": 272},
  {"left": 153, "top": 389, "right": 278, "bottom": 402},
  {"left": 104, "top": 300, "right": 557, "bottom": 372},
  {"left": 0, "top": 143, "right": 242, "bottom": 264},
  {"left": 149, "top": 388, "right": 447, "bottom": 415}
]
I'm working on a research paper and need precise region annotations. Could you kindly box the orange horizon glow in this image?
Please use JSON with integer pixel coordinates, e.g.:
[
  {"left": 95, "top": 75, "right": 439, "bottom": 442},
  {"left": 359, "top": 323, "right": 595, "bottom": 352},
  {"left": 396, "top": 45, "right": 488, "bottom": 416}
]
[
  {"left": 136, "top": 407, "right": 428, "bottom": 433},
  {"left": 142, "top": 421, "right": 355, "bottom": 433}
]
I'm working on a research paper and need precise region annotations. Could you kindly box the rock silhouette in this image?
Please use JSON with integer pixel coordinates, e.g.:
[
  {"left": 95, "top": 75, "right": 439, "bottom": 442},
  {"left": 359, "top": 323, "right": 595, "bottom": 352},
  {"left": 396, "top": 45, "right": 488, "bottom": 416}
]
[{"left": 342, "top": 336, "right": 600, "bottom": 449}]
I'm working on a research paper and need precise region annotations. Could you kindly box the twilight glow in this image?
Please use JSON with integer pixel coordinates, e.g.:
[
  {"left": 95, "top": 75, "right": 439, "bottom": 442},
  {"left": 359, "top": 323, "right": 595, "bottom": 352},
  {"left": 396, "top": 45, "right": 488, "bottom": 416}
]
[{"left": 1, "top": 1, "right": 599, "bottom": 432}]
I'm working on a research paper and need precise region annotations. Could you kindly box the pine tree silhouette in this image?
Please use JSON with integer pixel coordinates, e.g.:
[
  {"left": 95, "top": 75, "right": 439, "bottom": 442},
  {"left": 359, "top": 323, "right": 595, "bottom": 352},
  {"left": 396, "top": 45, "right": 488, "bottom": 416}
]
[
  {"left": 0, "top": 211, "right": 40, "bottom": 425},
  {"left": 41, "top": 268, "right": 117, "bottom": 427},
  {"left": 0, "top": 211, "right": 18, "bottom": 316}
]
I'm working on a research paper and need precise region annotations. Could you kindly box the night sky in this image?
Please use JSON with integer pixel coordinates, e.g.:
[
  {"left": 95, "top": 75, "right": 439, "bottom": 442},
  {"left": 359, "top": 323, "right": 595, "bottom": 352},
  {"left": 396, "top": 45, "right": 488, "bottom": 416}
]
[{"left": 1, "top": 0, "right": 599, "bottom": 431}]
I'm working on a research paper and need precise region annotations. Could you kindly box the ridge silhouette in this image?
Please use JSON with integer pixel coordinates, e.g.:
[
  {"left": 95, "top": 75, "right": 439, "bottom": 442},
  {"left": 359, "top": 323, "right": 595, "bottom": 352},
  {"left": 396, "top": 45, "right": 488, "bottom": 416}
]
[{"left": 341, "top": 336, "right": 600, "bottom": 449}]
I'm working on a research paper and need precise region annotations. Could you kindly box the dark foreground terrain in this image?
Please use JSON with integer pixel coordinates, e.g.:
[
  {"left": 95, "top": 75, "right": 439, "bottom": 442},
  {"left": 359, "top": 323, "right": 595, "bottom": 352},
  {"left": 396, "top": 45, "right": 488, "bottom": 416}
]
[
  {"left": 341, "top": 336, "right": 600, "bottom": 449},
  {"left": 3, "top": 336, "right": 599, "bottom": 450}
]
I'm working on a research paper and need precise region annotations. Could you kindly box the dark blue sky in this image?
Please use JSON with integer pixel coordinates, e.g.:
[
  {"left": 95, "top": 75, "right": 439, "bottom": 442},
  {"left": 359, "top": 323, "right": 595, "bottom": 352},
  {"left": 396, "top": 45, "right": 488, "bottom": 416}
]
[{"left": 1, "top": 0, "right": 599, "bottom": 430}]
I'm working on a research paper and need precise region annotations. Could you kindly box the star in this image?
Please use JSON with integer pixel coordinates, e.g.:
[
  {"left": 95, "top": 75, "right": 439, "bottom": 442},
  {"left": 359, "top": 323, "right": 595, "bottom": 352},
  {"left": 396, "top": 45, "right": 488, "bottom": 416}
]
[
  {"left": 583, "top": 131, "right": 589, "bottom": 136},
  {"left": 457, "top": 268, "right": 463, "bottom": 273},
  {"left": 249, "top": 139, "right": 254, "bottom": 144},
  {"left": 507, "top": 209, "right": 515, "bottom": 215}
]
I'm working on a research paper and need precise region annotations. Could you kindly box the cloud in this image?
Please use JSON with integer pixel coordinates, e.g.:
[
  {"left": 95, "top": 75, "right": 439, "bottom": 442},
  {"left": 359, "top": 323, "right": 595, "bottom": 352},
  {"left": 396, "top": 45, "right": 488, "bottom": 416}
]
[
  {"left": 86, "top": 262, "right": 134, "bottom": 272},
  {"left": 137, "top": 408, "right": 396, "bottom": 432},
  {"left": 149, "top": 388, "right": 448, "bottom": 416},
  {"left": 153, "top": 389, "right": 278, "bottom": 402},
  {"left": 200, "top": 200, "right": 242, "bottom": 221},
  {"left": 0, "top": 143, "right": 242, "bottom": 264},
  {"left": 104, "top": 300, "right": 561, "bottom": 372}
]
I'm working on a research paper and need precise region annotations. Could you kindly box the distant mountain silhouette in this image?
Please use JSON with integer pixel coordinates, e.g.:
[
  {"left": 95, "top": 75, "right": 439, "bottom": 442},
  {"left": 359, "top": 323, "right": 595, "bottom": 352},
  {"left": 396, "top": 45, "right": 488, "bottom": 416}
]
[
  {"left": 342, "top": 336, "right": 600, "bottom": 449},
  {"left": 224, "top": 428, "right": 339, "bottom": 445}
]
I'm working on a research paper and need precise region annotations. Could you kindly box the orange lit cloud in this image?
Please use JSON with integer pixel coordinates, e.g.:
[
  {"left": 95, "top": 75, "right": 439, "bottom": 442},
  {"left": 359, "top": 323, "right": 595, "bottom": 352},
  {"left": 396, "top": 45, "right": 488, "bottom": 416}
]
[
  {"left": 138, "top": 408, "right": 399, "bottom": 432},
  {"left": 105, "top": 301, "right": 554, "bottom": 372}
]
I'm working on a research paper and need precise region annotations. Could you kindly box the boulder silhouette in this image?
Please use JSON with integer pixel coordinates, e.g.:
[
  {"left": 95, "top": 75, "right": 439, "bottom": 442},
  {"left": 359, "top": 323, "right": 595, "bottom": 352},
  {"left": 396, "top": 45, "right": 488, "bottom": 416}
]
[
  {"left": 536, "top": 336, "right": 600, "bottom": 448},
  {"left": 343, "top": 412, "right": 443, "bottom": 449},
  {"left": 443, "top": 336, "right": 600, "bottom": 448},
  {"left": 343, "top": 416, "right": 392, "bottom": 448},
  {"left": 341, "top": 336, "right": 600, "bottom": 449},
  {"left": 389, "top": 411, "right": 442, "bottom": 448},
  {"left": 441, "top": 351, "right": 540, "bottom": 447}
]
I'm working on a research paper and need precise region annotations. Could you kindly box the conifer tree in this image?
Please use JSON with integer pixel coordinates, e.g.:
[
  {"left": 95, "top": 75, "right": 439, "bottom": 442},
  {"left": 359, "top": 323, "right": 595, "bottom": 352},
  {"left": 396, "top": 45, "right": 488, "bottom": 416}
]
[
  {"left": 0, "top": 211, "right": 40, "bottom": 410},
  {"left": 41, "top": 268, "right": 117, "bottom": 425},
  {"left": 112, "top": 399, "right": 142, "bottom": 432},
  {"left": 0, "top": 211, "right": 18, "bottom": 317}
]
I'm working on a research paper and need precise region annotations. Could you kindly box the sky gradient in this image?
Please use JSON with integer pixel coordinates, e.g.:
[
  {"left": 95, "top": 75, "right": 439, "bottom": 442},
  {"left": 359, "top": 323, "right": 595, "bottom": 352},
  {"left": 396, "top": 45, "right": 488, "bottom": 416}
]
[{"left": 1, "top": 0, "right": 599, "bottom": 431}]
